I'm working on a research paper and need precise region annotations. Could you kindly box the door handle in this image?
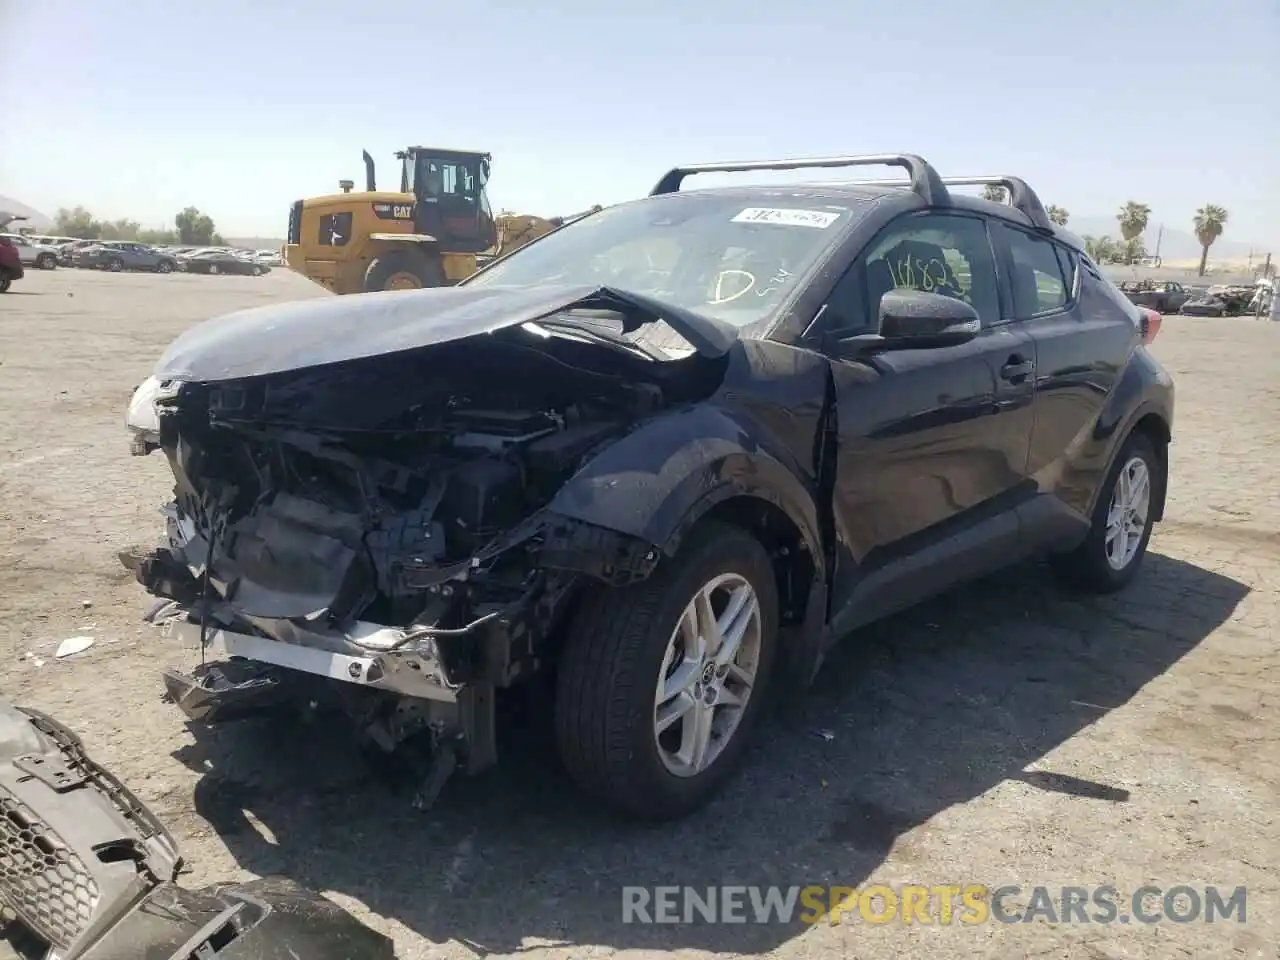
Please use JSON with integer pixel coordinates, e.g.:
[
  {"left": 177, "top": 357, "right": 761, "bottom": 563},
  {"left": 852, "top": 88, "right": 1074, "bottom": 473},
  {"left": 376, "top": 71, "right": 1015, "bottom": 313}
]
[{"left": 1000, "top": 356, "right": 1035, "bottom": 381}]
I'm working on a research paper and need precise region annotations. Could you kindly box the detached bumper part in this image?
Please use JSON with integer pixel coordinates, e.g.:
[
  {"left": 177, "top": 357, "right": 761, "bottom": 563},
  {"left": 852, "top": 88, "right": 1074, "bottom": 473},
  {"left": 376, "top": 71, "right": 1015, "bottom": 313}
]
[
  {"left": 162, "top": 660, "right": 285, "bottom": 724},
  {"left": 0, "top": 701, "right": 396, "bottom": 959}
]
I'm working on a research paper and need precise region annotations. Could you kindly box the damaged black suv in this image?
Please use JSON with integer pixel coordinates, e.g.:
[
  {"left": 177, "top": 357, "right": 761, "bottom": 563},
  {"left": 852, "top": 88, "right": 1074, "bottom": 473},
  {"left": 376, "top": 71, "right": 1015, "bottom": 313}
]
[{"left": 123, "top": 154, "right": 1174, "bottom": 820}]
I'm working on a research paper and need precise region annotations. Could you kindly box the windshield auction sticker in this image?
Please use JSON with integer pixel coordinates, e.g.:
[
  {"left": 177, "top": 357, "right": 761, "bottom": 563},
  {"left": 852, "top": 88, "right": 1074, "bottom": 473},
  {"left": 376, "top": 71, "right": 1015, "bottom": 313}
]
[{"left": 731, "top": 207, "right": 842, "bottom": 229}]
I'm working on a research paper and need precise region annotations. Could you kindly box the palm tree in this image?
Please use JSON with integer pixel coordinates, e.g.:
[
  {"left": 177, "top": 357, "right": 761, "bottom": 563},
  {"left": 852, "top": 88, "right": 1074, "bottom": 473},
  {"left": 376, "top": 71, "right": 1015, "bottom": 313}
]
[
  {"left": 1121, "top": 237, "right": 1147, "bottom": 265},
  {"left": 1193, "top": 204, "right": 1228, "bottom": 277},
  {"left": 1084, "top": 235, "right": 1119, "bottom": 263},
  {"left": 1117, "top": 202, "right": 1151, "bottom": 242},
  {"left": 982, "top": 185, "right": 1007, "bottom": 204},
  {"left": 1046, "top": 205, "right": 1069, "bottom": 226}
]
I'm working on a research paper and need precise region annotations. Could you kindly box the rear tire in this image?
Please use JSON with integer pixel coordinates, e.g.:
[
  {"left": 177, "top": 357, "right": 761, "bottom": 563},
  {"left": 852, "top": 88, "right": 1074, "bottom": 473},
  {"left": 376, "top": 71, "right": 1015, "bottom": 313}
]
[
  {"left": 1052, "top": 431, "right": 1160, "bottom": 593},
  {"left": 554, "top": 521, "right": 779, "bottom": 820},
  {"left": 107, "top": 258, "right": 123, "bottom": 272},
  {"left": 36, "top": 253, "right": 56, "bottom": 270},
  {"left": 364, "top": 249, "right": 445, "bottom": 292},
  {"left": 208, "top": 264, "right": 219, "bottom": 275}
]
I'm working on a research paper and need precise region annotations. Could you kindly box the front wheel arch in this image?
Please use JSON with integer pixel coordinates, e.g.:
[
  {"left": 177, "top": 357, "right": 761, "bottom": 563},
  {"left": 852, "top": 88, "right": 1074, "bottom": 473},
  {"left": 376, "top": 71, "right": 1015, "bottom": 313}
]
[{"left": 672, "top": 491, "right": 819, "bottom": 627}]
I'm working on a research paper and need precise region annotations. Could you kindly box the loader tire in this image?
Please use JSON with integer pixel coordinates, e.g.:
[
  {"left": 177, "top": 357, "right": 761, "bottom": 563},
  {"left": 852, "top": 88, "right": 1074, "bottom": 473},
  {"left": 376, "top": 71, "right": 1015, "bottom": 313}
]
[{"left": 364, "top": 250, "right": 445, "bottom": 292}]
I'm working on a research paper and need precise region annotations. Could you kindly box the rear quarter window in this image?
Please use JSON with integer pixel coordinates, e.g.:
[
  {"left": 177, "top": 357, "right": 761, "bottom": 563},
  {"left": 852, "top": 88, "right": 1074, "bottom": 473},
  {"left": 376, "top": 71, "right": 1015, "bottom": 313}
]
[{"left": 1080, "top": 253, "right": 1143, "bottom": 322}]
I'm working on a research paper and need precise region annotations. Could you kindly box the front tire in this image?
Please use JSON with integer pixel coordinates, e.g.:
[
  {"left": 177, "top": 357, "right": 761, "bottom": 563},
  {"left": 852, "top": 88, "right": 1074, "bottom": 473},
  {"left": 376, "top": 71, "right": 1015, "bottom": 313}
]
[
  {"left": 1053, "top": 432, "right": 1160, "bottom": 592},
  {"left": 554, "top": 521, "right": 779, "bottom": 820},
  {"left": 156, "top": 260, "right": 173, "bottom": 274},
  {"left": 107, "top": 258, "right": 123, "bottom": 272},
  {"left": 36, "top": 253, "right": 56, "bottom": 270},
  {"left": 0, "top": 270, "right": 11, "bottom": 293},
  {"left": 364, "top": 249, "right": 445, "bottom": 292}
]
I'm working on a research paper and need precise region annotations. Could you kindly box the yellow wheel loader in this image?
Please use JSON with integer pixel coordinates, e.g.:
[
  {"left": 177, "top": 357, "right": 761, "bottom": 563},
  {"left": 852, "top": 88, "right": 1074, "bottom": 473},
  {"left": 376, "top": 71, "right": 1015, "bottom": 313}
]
[{"left": 283, "top": 146, "right": 601, "bottom": 295}]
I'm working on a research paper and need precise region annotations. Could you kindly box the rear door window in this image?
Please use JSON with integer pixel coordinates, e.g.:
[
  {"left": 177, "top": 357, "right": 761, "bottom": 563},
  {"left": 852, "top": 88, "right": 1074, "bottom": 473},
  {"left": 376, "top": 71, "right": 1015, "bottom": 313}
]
[{"left": 997, "top": 225, "right": 1071, "bottom": 319}]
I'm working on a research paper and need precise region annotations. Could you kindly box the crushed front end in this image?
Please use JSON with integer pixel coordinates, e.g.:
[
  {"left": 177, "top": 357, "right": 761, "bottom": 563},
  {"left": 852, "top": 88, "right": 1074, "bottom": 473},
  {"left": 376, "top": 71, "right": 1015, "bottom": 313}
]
[
  {"left": 0, "top": 699, "right": 394, "bottom": 959},
  {"left": 123, "top": 295, "right": 720, "bottom": 805}
]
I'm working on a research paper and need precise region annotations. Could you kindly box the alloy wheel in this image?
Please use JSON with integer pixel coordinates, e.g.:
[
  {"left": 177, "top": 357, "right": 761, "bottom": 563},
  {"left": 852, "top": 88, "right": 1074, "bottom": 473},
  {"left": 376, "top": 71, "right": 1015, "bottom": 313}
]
[
  {"left": 654, "top": 573, "right": 763, "bottom": 778},
  {"left": 1105, "top": 456, "right": 1151, "bottom": 570}
]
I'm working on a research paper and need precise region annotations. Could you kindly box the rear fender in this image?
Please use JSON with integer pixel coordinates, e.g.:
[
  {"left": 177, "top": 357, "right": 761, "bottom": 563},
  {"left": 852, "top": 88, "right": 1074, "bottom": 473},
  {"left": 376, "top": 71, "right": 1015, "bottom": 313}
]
[{"left": 1082, "top": 349, "right": 1174, "bottom": 519}]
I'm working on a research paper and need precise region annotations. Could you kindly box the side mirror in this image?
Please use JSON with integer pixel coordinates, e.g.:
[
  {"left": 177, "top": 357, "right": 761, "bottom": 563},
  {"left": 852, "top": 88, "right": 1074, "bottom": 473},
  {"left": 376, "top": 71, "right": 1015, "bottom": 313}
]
[
  {"left": 820, "top": 289, "right": 980, "bottom": 357},
  {"left": 878, "top": 289, "right": 980, "bottom": 342}
]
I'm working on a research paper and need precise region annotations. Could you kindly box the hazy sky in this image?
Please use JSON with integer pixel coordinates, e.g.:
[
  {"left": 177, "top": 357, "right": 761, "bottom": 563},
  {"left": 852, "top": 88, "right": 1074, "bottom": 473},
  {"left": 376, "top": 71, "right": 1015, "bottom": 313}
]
[{"left": 1, "top": 0, "right": 1276, "bottom": 244}]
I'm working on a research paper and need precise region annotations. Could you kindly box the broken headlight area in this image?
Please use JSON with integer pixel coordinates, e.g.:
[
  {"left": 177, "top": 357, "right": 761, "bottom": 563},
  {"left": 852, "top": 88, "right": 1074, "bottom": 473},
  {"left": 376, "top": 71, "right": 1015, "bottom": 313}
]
[
  {"left": 125, "top": 375, "right": 180, "bottom": 456},
  {"left": 124, "top": 326, "right": 714, "bottom": 803}
]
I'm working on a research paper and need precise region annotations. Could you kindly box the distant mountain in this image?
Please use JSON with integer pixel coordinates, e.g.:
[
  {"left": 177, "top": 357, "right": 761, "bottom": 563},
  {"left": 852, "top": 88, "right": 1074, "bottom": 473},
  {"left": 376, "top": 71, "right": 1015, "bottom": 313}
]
[
  {"left": 0, "top": 196, "right": 53, "bottom": 231},
  {"left": 1066, "top": 215, "right": 1261, "bottom": 263}
]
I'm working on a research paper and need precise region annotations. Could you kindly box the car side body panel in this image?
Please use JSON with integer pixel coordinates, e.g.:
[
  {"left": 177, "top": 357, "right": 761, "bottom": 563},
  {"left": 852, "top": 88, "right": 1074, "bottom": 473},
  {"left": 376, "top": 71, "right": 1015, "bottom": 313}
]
[
  {"left": 546, "top": 338, "right": 830, "bottom": 568},
  {"left": 1020, "top": 258, "right": 1174, "bottom": 542}
]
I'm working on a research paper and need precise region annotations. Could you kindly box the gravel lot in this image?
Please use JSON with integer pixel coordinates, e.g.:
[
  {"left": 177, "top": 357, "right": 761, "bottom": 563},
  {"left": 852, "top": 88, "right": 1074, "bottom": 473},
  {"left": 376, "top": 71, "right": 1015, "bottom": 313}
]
[{"left": 1, "top": 268, "right": 1276, "bottom": 959}]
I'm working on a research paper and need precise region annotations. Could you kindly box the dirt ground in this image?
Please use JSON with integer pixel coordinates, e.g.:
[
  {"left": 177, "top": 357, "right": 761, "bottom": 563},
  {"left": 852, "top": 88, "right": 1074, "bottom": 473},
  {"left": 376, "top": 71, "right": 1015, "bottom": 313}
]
[{"left": 0, "top": 268, "right": 1276, "bottom": 959}]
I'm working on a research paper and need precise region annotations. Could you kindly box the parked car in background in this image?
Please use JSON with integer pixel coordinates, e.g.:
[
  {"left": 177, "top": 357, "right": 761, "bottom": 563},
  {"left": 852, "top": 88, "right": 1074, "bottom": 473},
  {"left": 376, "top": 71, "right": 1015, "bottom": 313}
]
[
  {"left": 29, "top": 234, "right": 79, "bottom": 249},
  {"left": 0, "top": 234, "right": 25, "bottom": 291},
  {"left": 1206, "top": 285, "right": 1257, "bottom": 315},
  {"left": 255, "top": 248, "right": 285, "bottom": 266},
  {"left": 74, "top": 240, "right": 178, "bottom": 273},
  {"left": 180, "top": 248, "right": 270, "bottom": 275},
  {"left": 1118, "top": 280, "right": 1191, "bottom": 314},
  {"left": 58, "top": 238, "right": 100, "bottom": 265},
  {"left": 0, "top": 232, "right": 60, "bottom": 269},
  {"left": 1180, "top": 293, "right": 1229, "bottom": 317}
]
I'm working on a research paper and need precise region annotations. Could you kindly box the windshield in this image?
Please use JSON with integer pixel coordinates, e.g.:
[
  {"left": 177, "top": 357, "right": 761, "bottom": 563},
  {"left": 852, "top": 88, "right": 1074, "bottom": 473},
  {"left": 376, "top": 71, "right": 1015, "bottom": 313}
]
[{"left": 466, "top": 193, "right": 864, "bottom": 334}]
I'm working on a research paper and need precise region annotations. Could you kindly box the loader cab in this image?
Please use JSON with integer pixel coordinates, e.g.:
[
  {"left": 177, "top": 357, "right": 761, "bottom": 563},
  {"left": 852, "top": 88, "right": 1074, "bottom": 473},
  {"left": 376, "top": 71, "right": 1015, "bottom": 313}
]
[{"left": 398, "top": 147, "right": 497, "bottom": 254}]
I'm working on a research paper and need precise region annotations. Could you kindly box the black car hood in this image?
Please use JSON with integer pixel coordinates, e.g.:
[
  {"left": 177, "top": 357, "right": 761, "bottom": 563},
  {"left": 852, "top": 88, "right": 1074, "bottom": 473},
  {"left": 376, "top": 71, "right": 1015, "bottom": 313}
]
[{"left": 154, "top": 283, "right": 740, "bottom": 383}]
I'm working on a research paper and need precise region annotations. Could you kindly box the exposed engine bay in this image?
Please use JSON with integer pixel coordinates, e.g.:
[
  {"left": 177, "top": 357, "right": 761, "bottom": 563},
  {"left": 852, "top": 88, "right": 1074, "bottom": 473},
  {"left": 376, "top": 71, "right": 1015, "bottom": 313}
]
[{"left": 124, "top": 296, "right": 729, "bottom": 806}]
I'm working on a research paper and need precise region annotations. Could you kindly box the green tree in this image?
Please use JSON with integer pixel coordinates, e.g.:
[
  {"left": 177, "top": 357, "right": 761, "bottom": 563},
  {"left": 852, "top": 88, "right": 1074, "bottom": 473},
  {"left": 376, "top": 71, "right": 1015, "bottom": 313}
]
[
  {"left": 211, "top": 232, "right": 226, "bottom": 246},
  {"left": 174, "top": 206, "right": 219, "bottom": 245},
  {"left": 1084, "top": 235, "right": 1119, "bottom": 263},
  {"left": 982, "top": 184, "right": 1007, "bottom": 204},
  {"left": 1193, "top": 204, "right": 1228, "bottom": 277},
  {"left": 1046, "top": 205, "right": 1069, "bottom": 226},
  {"left": 1121, "top": 237, "right": 1148, "bottom": 264},
  {"left": 99, "top": 218, "right": 141, "bottom": 241},
  {"left": 137, "top": 227, "right": 179, "bottom": 245},
  {"left": 1116, "top": 202, "right": 1151, "bottom": 242},
  {"left": 53, "top": 206, "right": 102, "bottom": 239}
]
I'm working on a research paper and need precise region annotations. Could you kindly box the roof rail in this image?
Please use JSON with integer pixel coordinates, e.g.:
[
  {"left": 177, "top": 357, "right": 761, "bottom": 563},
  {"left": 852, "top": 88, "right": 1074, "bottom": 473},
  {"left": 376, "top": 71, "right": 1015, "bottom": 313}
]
[
  {"left": 649, "top": 154, "right": 951, "bottom": 206},
  {"left": 939, "top": 176, "right": 1053, "bottom": 232},
  {"left": 835, "top": 175, "right": 1053, "bottom": 232}
]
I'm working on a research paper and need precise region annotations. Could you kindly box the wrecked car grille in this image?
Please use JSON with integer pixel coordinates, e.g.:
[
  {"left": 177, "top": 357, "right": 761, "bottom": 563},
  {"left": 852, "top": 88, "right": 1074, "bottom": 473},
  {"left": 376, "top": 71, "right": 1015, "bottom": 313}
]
[{"left": 0, "top": 785, "right": 100, "bottom": 947}]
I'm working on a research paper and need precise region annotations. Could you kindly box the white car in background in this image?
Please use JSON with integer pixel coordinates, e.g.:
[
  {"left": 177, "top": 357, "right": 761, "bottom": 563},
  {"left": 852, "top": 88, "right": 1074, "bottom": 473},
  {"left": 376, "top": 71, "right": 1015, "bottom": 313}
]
[
  {"left": 30, "top": 235, "right": 78, "bottom": 249},
  {"left": 254, "top": 248, "right": 284, "bottom": 266},
  {"left": 0, "top": 233, "right": 60, "bottom": 269}
]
